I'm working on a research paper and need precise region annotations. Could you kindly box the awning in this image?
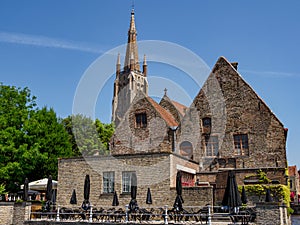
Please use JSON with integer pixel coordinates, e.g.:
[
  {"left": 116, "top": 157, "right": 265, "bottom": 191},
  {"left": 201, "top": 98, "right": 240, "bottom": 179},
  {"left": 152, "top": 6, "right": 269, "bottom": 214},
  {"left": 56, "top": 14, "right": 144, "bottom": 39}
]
[{"left": 20, "top": 178, "right": 57, "bottom": 191}]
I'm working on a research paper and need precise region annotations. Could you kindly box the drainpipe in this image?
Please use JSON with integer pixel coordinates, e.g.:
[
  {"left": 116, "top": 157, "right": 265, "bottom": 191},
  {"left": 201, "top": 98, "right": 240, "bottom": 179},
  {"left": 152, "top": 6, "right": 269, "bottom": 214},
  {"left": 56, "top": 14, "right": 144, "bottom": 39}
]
[{"left": 169, "top": 126, "right": 178, "bottom": 152}]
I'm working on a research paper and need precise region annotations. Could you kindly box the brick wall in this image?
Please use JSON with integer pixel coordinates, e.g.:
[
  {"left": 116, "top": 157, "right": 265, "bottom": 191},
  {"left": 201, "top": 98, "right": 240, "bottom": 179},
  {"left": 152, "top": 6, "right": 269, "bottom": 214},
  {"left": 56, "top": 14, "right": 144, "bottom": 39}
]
[
  {"left": 58, "top": 153, "right": 212, "bottom": 209},
  {"left": 12, "top": 202, "right": 31, "bottom": 225},
  {"left": 0, "top": 202, "right": 31, "bottom": 225},
  {"left": 159, "top": 96, "right": 182, "bottom": 124},
  {"left": 0, "top": 202, "right": 14, "bottom": 225},
  {"left": 111, "top": 96, "right": 172, "bottom": 155},
  {"left": 197, "top": 168, "right": 287, "bottom": 204},
  {"left": 58, "top": 154, "right": 172, "bottom": 208},
  {"left": 181, "top": 56, "right": 287, "bottom": 171},
  {"left": 256, "top": 202, "right": 290, "bottom": 225}
]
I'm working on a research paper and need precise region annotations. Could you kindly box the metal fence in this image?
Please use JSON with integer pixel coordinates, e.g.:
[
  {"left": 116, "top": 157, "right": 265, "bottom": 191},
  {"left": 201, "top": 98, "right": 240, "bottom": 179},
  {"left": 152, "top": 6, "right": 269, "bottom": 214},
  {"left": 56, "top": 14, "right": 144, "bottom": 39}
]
[{"left": 29, "top": 205, "right": 256, "bottom": 225}]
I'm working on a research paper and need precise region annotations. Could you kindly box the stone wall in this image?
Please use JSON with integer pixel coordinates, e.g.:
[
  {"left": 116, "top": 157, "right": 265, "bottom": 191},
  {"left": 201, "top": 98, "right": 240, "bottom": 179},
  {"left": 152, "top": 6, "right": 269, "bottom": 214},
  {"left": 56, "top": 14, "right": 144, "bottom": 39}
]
[
  {"left": 159, "top": 95, "right": 182, "bottom": 124},
  {"left": 12, "top": 202, "right": 31, "bottom": 225},
  {"left": 111, "top": 96, "right": 173, "bottom": 155},
  {"left": 181, "top": 56, "right": 287, "bottom": 171},
  {"left": 58, "top": 153, "right": 212, "bottom": 209},
  {"left": 0, "top": 202, "right": 31, "bottom": 225},
  {"left": 0, "top": 202, "right": 14, "bottom": 225},
  {"left": 181, "top": 186, "right": 213, "bottom": 207},
  {"left": 58, "top": 154, "right": 172, "bottom": 208},
  {"left": 256, "top": 202, "right": 291, "bottom": 225},
  {"left": 197, "top": 168, "right": 287, "bottom": 204}
]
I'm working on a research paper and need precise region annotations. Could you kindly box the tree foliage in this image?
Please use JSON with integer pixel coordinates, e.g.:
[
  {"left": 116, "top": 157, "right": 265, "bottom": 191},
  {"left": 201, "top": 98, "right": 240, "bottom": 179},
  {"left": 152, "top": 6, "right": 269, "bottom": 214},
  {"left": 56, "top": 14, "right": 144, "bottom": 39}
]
[
  {"left": 0, "top": 83, "right": 72, "bottom": 192},
  {"left": 62, "top": 115, "right": 114, "bottom": 156}
]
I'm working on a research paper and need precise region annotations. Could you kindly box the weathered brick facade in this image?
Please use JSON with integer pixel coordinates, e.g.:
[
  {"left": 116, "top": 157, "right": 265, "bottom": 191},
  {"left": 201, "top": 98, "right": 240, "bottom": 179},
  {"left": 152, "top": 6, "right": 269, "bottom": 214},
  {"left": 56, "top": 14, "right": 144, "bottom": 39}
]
[
  {"left": 57, "top": 10, "right": 288, "bottom": 209},
  {"left": 57, "top": 153, "right": 212, "bottom": 208},
  {"left": 182, "top": 57, "right": 287, "bottom": 170}
]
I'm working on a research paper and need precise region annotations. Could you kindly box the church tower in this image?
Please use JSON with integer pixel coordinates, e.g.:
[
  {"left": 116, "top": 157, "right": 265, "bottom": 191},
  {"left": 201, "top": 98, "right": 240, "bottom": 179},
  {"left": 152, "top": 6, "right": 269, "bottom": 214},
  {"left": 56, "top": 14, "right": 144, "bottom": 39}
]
[{"left": 112, "top": 9, "right": 148, "bottom": 126}]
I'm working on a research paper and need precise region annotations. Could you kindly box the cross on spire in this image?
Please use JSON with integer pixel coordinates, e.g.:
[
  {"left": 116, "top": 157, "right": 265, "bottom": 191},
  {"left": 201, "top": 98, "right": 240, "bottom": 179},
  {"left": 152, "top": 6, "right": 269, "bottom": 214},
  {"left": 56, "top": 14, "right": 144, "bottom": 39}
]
[
  {"left": 124, "top": 6, "right": 140, "bottom": 71},
  {"left": 164, "top": 88, "right": 168, "bottom": 96}
]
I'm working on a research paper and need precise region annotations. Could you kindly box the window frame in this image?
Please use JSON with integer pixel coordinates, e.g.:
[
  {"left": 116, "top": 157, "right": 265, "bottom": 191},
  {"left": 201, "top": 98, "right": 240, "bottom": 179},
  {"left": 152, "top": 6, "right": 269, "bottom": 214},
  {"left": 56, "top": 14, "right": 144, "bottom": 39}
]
[
  {"left": 202, "top": 117, "right": 212, "bottom": 134},
  {"left": 233, "top": 134, "right": 249, "bottom": 156},
  {"left": 135, "top": 112, "right": 147, "bottom": 128},
  {"left": 103, "top": 171, "right": 115, "bottom": 194},
  {"left": 202, "top": 117, "right": 212, "bottom": 128},
  {"left": 122, "top": 171, "right": 136, "bottom": 193},
  {"left": 204, "top": 135, "right": 219, "bottom": 157}
]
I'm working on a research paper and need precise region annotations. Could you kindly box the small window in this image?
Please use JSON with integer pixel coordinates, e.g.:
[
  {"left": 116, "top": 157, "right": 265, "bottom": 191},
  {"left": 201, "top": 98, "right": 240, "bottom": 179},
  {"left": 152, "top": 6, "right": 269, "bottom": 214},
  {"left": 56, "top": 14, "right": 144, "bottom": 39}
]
[
  {"left": 202, "top": 117, "right": 211, "bottom": 128},
  {"left": 103, "top": 172, "right": 115, "bottom": 193},
  {"left": 122, "top": 171, "right": 136, "bottom": 193},
  {"left": 204, "top": 135, "right": 219, "bottom": 157},
  {"left": 233, "top": 134, "right": 249, "bottom": 155},
  {"left": 135, "top": 113, "right": 147, "bottom": 128},
  {"left": 202, "top": 117, "right": 211, "bottom": 134}
]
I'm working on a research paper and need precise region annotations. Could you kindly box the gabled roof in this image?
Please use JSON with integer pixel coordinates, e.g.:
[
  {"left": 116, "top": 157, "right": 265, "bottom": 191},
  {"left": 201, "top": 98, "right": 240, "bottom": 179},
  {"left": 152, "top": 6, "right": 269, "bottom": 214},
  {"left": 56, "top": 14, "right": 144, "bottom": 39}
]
[
  {"left": 146, "top": 97, "right": 178, "bottom": 127},
  {"left": 203, "top": 56, "right": 284, "bottom": 127},
  {"left": 289, "top": 165, "right": 298, "bottom": 176},
  {"left": 171, "top": 100, "right": 187, "bottom": 117}
]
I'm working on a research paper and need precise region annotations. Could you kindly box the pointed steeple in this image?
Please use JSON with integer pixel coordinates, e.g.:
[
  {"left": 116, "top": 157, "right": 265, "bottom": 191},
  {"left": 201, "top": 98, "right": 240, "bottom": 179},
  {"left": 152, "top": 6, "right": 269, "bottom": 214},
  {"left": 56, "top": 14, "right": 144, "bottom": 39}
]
[
  {"left": 143, "top": 54, "right": 147, "bottom": 76},
  {"left": 116, "top": 53, "right": 121, "bottom": 76},
  {"left": 124, "top": 8, "right": 140, "bottom": 72}
]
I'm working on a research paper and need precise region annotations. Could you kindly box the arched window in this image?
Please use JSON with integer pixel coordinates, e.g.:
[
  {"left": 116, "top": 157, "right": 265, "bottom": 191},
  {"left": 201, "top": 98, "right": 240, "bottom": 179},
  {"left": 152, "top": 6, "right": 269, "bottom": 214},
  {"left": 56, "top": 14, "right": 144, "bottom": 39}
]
[{"left": 180, "top": 141, "right": 193, "bottom": 160}]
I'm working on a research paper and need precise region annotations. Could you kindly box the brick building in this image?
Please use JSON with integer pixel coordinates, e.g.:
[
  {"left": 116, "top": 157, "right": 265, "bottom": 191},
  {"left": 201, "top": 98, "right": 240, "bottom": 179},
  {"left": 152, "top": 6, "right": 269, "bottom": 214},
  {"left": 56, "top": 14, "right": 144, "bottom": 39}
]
[
  {"left": 288, "top": 165, "right": 300, "bottom": 204},
  {"left": 57, "top": 9, "right": 288, "bottom": 208}
]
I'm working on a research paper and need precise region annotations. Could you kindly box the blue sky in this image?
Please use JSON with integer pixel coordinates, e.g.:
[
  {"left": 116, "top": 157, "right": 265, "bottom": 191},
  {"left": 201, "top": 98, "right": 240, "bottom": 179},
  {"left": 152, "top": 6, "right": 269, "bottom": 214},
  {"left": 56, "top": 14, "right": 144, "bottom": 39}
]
[{"left": 0, "top": 1, "right": 299, "bottom": 167}]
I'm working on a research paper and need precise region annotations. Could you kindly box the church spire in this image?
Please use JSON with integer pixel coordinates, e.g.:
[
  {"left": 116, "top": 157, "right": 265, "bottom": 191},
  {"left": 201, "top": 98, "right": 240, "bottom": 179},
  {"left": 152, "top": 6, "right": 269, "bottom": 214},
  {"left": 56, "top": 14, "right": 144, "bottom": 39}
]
[
  {"left": 124, "top": 8, "right": 140, "bottom": 72},
  {"left": 143, "top": 54, "right": 147, "bottom": 76}
]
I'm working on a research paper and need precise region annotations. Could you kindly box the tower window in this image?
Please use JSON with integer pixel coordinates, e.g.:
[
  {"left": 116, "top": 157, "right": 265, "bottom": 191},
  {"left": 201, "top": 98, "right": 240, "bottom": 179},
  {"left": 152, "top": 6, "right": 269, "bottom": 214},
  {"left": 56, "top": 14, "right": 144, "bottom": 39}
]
[
  {"left": 135, "top": 113, "right": 147, "bottom": 128},
  {"left": 233, "top": 134, "right": 249, "bottom": 155},
  {"left": 204, "top": 135, "right": 219, "bottom": 157}
]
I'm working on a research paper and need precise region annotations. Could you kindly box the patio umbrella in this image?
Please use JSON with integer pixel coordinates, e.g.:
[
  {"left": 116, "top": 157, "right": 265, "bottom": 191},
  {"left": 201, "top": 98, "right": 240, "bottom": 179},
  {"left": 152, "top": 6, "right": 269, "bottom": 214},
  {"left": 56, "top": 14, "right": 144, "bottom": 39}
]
[
  {"left": 112, "top": 191, "right": 119, "bottom": 206},
  {"left": 23, "top": 178, "right": 29, "bottom": 201},
  {"left": 146, "top": 187, "right": 152, "bottom": 204},
  {"left": 241, "top": 186, "right": 248, "bottom": 204},
  {"left": 129, "top": 173, "right": 138, "bottom": 212},
  {"left": 222, "top": 171, "right": 242, "bottom": 213},
  {"left": 82, "top": 174, "right": 90, "bottom": 210},
  {"left": 20, "top": 178, "right": 58, "bottom": 191},
  {"left": 265, "top": 189, "right": 273, "bottom": 202},
  {"left": 173, "top": 171, "right": 184, "bottom": 211},
  {"left": 45, "top": 175, "right": 53, "bottom": 211},
  {"left": 46, "top": 175, "right": 53, "bottom": 201},
  {"left": 70, "top": 189, "right": 77, "bottom": 204},
  {"left": 51, "top": 189, "right": 56, "bottom": 204}
]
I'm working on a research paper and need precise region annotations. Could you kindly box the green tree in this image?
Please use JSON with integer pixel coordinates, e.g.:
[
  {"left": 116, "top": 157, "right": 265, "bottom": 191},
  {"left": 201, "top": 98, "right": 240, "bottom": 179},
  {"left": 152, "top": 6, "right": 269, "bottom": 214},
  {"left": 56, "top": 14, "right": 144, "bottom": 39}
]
[
  {"left": 0, "top": 184, "right": 7, "bottom": 195},
  {"left": 23, "top": 107, "right": 73, "bottom": 180},
  {"left": 0, "top": 83, "right": 72, "bottom": 192},
  {"left": 95, "top": 119, "right": 114, "bottom": 152},
  {"left": 62, "top": 115, "right": 114, "bottom": 156}
]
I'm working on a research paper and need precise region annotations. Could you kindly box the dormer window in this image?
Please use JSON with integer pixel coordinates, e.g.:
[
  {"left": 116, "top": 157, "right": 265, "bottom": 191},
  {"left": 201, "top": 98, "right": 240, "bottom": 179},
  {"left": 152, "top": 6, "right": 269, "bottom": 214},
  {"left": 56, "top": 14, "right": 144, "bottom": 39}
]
[{"left": 135, "top": 113, "right": 147, "bottom": 128}]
